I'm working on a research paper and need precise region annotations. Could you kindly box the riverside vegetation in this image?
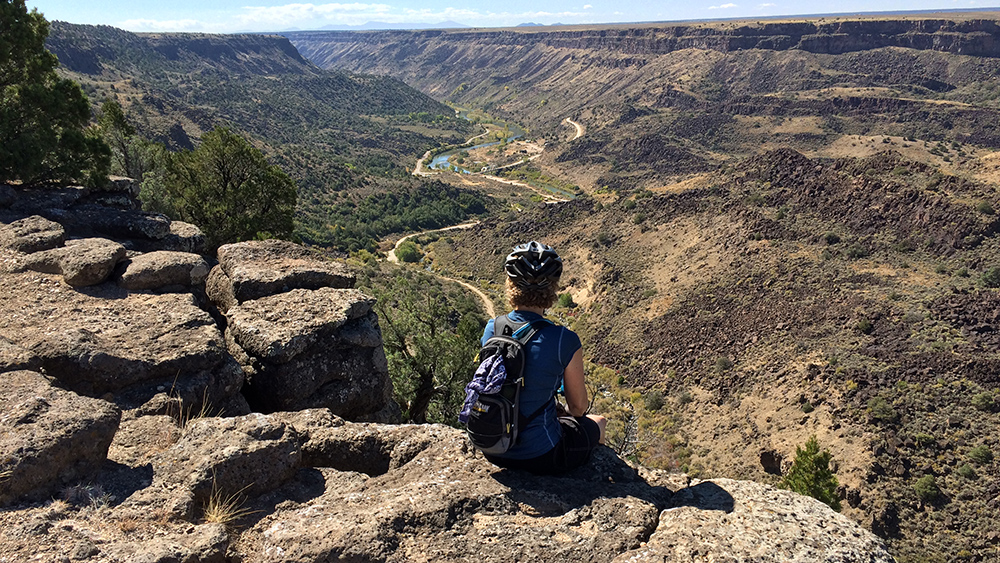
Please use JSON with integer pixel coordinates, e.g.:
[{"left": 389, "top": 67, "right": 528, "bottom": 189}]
[{"left": 3, "top": 2, "right": 999, "bottom": 561}]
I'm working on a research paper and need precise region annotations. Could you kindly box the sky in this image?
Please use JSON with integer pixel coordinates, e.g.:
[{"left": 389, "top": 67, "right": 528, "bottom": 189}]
[{"left": 25, "top": 0, "right": 1000, "bottom": 33}]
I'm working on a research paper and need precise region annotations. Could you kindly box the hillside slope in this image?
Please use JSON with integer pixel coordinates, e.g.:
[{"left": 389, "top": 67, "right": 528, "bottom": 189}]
[
  {"left": 45, "top": 23, "right": 489, "bottom": 249},
  {"left": 287, "top": 17, "right": 1000, "bottom": 192},
  {"left": 426, "top": 146, "right": 1000, "bottom": 563}
]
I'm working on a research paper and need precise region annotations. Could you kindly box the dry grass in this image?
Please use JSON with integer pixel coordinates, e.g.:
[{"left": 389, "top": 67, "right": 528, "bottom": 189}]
[{"left": 202, "top": 481, "right": 257, "bottom": 530}]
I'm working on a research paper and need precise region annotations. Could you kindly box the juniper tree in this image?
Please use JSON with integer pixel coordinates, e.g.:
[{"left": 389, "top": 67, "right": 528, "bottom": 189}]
[
  {"left": 780, "top": 435, "right": 842, "bottom": 511},
  {"left": 0, "top": 0, "right": 108, "bottom": 186},
  {"left": 151, "top": 126, "right": 296, "bottom": 250}
]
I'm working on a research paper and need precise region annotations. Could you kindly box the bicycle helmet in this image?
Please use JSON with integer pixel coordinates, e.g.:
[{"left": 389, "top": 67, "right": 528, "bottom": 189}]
[{"left": 504, "top": 241, "right": 563, "bottom": 288}]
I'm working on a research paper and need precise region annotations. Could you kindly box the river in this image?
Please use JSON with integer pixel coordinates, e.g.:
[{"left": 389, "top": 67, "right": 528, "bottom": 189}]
[{"left": 428, "top": 120, "right": 527, "bottom": 173}]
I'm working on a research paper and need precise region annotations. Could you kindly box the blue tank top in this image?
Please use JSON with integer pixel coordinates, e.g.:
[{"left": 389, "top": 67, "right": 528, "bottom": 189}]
[{"left": 480, "top": 310, "right": 582, "bottom": 459}]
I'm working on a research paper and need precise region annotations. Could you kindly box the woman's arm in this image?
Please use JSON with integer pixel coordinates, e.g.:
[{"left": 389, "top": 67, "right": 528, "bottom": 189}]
[{"left": 562, "top": 348, "right": 589, "bottom": 417}]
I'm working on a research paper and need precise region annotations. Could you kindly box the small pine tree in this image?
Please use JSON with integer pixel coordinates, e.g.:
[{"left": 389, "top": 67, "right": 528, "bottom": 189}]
[{"left": 780, "top": 436, "right": 842, "bottom": 511}]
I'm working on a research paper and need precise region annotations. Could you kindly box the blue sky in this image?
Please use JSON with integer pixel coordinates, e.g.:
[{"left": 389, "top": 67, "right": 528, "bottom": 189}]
[{"left": 26, "top": 0, "right": 999, "bottom": 33}]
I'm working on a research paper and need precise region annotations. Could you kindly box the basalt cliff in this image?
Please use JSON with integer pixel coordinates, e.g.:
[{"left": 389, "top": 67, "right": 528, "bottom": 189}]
[{"left": 0, "top": 180, "right": 893, "bottom": 561}]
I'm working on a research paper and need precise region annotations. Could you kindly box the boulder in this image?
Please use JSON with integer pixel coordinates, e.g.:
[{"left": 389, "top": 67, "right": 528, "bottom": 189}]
[
  {"left": 206, "top": 264, "right": 237, "bottom": 314},
  {"left": 0, "top": 215, "right": 65, "bottom": 253},
  {"left": 83, "top": 177, "right": 141, "bottom": 210},
  {"left": 211, "top": 239, "right": 355, "bottom": 309},
  {"left": 0, "top": 334, "right": 40, "bottom": 373},
  {"left": 118, "top": 250, "right": 210, "bottom": 291},
  {"left": 612, "top": 478, "right": 895, "bottom": 562},
  {"left": 102, "top": 523, "right": 229, "bottom": 563},
  {"left": 51, "top": 204, "right": 171, "bottom": 241},
  {"left": 161, "top": 220, "right": 206, "bottom": 253},
  {"left": 150, "top": 413, "right": 302, "bottom": 518},
  {"left": 0, "top": 272, "right": 241, "bottom": 409},
  {"left": 4, "top": 186, "right": 86, "bottom": 215},
  {"left": 225, "top": 288, "right": 392, "bottom": 418},
  {"left": 227, "top": 287, "right": 374, "bottom": 363},
  {"left": 18, "top": 237, "right": 126, "bottom": 286},
  {"left": 0, "top": 370, "right": 121, "bottom": 506}
]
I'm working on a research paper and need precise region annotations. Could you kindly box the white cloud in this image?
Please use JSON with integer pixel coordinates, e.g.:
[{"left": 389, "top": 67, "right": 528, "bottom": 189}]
[
  {"left": 120, "top": 3, "right": 595, "bottom": 32},
  {"left": 118, "top": 18, "right": 206, "bottom": 32},
  {"left": 236, "top": 3, "right": 392, "bottom": 27},
  {"left": 757, "top": 2, "right": 776, "bottom": 7},
  {"left": 708, "top": 3, "right": 738, "bottom": 9}
]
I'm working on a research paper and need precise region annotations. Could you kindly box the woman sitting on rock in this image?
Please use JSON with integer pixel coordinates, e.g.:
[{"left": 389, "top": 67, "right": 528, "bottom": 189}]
[{"left": 480, "top": 241, "right": 606, "bottom": 474}]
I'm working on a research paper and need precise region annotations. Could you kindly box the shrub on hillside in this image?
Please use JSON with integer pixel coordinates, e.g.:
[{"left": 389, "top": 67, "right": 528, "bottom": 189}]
[
  {"left": 981, "top": 267, "right": 1000, "bottom": 289},
  {"left": 867, "top": 397, "right": 899, "bottom": 424},
  {"left": 968, "top": 444, "right": 994, "bottom": 465},
  {"left": 914, "top": 475, "right": 940, "bottom": 502},
  {"left": 780, "top": 436, "right": 841, "bottom": 511},
  {"left": 644, "top": 389, "right": 665, "bottom": 412},
  {"left": 971, "top": 392, "right": 996, "bottom": 413},
  {"left": 557, "top": 293, "right": 575, "bottom": 308},
  {"left": 957, "top": 464, "right": 978, "bottom": 480}
]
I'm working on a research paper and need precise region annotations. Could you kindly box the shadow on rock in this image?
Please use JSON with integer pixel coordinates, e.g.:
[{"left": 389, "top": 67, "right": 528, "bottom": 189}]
[
  {"left": 490, "top": 447, "right": 676, "bottom": 515},
  {"left": 663, "top": 480, "right": 735, "bottom": 513}
]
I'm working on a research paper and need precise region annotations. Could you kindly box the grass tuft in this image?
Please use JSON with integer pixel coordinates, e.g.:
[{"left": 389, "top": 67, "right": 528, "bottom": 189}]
[{"left": 202, "top": 481, "right": 257, "bottom": 530}]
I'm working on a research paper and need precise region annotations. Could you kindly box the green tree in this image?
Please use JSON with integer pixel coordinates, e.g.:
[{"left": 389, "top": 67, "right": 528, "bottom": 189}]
[
  {"left": 780, "top": 436, "right": 842, "bottom": 511},
  {"left": 363, "top": 267, "right": 484, "bottom": 424},
  {"left": 0, "top": 0, "right": 108, "bottom": 186},
  {"left": 395, "top": 240, "right": 422, "bottom": 263},
  {"left": 149, "top": 126, "right": 296, "bottom": 250}
]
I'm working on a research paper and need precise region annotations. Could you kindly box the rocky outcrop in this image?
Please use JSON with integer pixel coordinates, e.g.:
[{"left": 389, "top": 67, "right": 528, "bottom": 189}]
[
  {"left": 615, "top": 478, "right": 894, "bottom": 562},
  {"left": 289, "top": 19, "right": 1000, "bottom": 66},
  {"left": 0, "top": 215, "right": 65, "bottom": 253},
  {"left": 16, "top": 237, "right": 126, "bottom": 286},
  {"left": 0, "top": 409, "right": 894, "bottom": 562},
  {"left": 209, "top": 239, "right": 355, "bottom": 313},
  {"left": 203, "top": 239, "right": 392, "bottom": 421},
  {"left": 0, "top": 370, "right": 120, "bottom": 506},
  {"left": 117, "top": 250, "right": 210, "bottom": 290},
  {"left": 147, "top": 413, "right": 303, "bottom": 519},
  {"left": 1, "top": 182, "right": 390, "bottom": 412},
  {"left": 226, "top": 288, "right": 392, "bottom": 419},
  {"left": 0, "top": 270, "right": 244, "bottom": 409}
]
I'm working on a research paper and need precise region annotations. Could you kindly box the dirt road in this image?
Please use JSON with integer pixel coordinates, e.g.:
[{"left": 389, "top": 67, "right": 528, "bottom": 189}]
[
  {"left": 384, "top": 222, "right": 497, "bottom": 317},
  {"left": 386, "top": 222, "right": 479, "bottom": 263},
  {"left": 565, "top": 117, "right": 584, "bottom": 140}
]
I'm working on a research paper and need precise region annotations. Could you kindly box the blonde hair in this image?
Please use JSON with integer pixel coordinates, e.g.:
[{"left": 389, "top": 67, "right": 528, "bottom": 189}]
[{"left": 506, "top": 278, "right": 559, "bottom": 310}]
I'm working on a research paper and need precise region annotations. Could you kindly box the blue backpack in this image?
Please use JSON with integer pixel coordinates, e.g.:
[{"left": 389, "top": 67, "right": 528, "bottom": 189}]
[{"left": 460, "top": 316, "right": 552, "bottom": 455}]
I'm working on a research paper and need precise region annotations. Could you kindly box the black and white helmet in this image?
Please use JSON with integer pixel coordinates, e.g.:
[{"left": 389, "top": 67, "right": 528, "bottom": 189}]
[{"left": 504, "top": 241, "right": 563, "bottom": 288}]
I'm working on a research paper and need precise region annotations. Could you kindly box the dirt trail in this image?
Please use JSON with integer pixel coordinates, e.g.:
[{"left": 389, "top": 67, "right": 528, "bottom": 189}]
[
  {"left": 387, "top": 222, "right": 479, "bottom": 263},
  {"left": 564, "top": 117, "right": 585, "bottom": 140},
  {"left": 384, "top": 222, "right": 497, "bottom": 317},
  {"left": 440, "top": 274, "right": 497, "bottom": 318}
]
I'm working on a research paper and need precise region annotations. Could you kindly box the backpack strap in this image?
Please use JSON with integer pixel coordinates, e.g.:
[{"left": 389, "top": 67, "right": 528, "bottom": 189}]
[
  {"left": 494, "top": 314, "right": 551, "bottom": 344},
  {"left": 493, "top": 315, "right": 557, "bottom": 428}
]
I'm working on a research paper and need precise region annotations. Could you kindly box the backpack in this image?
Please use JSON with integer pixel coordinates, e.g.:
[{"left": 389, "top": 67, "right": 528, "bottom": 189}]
[{"left": 460, "top": 315, "right": 552, "bottom": 455}]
